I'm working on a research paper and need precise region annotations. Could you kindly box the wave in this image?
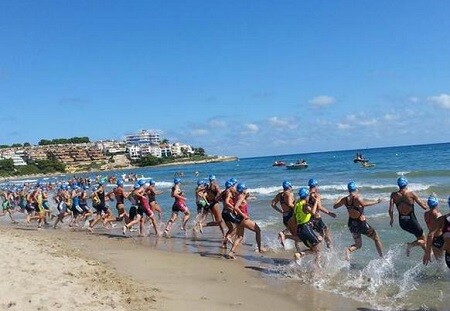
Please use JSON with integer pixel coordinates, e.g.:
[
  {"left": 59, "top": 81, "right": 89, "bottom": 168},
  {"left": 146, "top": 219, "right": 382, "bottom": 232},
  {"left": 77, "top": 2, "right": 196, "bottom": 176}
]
[{"left": 248, "top": 186, "right": 281, "bottom": 196}]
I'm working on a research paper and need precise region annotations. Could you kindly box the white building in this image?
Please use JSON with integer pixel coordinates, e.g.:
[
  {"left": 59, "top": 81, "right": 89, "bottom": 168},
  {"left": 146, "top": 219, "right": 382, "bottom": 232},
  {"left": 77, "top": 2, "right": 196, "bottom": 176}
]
[
  {"left": 171, "top": 143, "right": 194, "bottom": 157},
  {"left": 127, "top": 145, "right": 141, "bottom": 161},
  {"left": 125, "top": 130, "right": 160, "bottom": 146}
]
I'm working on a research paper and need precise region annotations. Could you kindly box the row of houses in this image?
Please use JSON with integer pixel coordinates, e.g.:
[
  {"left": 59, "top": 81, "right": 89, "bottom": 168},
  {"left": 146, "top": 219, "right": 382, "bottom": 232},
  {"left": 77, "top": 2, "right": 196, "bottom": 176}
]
[
  {"left": 0, "top": 130, "right": 197, "bottom": 166},
  {"left": 0, "top": 144, "right": 107, "bottom": 166}
]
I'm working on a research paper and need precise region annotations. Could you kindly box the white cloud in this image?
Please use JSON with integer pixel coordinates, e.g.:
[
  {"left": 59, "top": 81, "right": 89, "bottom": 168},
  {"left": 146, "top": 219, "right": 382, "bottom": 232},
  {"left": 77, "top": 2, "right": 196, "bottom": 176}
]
[
  {"left": 191, "top": 129, "right": 208, "bottom": 136},
  {"left": 244, "top": 123, "right": 259, "bottom": 134},
  {"left": 309, "top": 95, "right": 336, "bottom": 107},
  {"left": 208, "top": 118, "right": 227, "bottom": 128},
  {"left": 358, "top": 118, "right": 378, "bottom": 126},
  {"left": 337, "top": 123, "right": 351, "bottom": 130},
  {"left": 428, "top": 94, "right": 450, "bottom": 109},
  {"left": 268, "top": 116, "right": 298, "bottom": 129},
  {"left": 383, "top": 114, "right": 398, "bottom": 121}
]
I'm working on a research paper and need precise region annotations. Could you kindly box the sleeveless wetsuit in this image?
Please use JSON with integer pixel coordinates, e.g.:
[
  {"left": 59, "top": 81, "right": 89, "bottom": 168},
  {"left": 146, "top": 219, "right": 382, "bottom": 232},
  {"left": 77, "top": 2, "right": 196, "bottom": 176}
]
[
  {"left": 345, "top": 196, "right": 374, "bottom": 237},
  {"left": 221, "top": 190, "right": 240, "bottom": 224},
  {"left": 308, "top": 195, "right": 327, "bottom": 235},
  {"left": 279, "top": 192, "right": 293, "bottom": 225},
  {"left": 398, "top": 193, "right": 424, "bottom": 238},
  {"left": 172, "top": 187, "right": 188, "bottom": 213}
]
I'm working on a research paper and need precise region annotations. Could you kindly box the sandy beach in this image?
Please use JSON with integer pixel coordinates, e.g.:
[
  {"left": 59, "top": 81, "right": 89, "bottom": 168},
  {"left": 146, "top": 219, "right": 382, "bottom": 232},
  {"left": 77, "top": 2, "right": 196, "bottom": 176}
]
[{"left": 0, "top": 223, "right": 367, "bottom": 311}]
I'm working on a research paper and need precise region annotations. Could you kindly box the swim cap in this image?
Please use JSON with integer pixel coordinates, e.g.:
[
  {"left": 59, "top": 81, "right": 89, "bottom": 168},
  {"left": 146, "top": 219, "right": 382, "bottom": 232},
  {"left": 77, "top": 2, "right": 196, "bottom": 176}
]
[
  {"left": 282, "top": 181, "right": 292, "bottom": 190},
  {"left": 427, "top": 195, "right": 438, "bottom": 209},
  {"left": 347, "top": 181, "right": 358, "bottom": 192},
  {"left": 137, "top": 179, "right": 146, "bottom": 186},
  {"left": 174, "top": 178, "right": 181, "bottom": 184},
  {"left": 230, "top": 178, "right": 237, "bottom": 185},
  {"left": 236, "top": 183, "right": 247, "bottom": 193},
  {"left": 149, "top": 179, "right": 156, "bottom": 185},
  {"left": 298, "top": 187, "right": 309, "bottom": 199},
  {"left": 116, "top": 179, "right": 124, "bottom": 186},
  {"left": 308, "top": 178, "right": 319, "bottom": 188},
  {"left": 225, "top": 180, "right": 233, "bottom": 189},
  {"left": 197, "top": 179, "right": 206, "bottom": 186},
  {"left": 397, "top": 177, "right": 408, "bottom": 189},
  {"left": 209, "top": 175, "right": 216, "bottom": 181},
  {"left": 133, "top": 183, "right": 141, "bottom": 189}
]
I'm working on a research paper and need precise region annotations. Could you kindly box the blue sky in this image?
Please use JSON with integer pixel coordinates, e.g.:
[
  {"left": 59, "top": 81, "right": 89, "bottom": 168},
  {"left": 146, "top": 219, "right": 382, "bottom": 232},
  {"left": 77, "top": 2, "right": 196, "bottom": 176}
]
[{"left": 1, "top": 1, "right": 449, "bottom": 158}]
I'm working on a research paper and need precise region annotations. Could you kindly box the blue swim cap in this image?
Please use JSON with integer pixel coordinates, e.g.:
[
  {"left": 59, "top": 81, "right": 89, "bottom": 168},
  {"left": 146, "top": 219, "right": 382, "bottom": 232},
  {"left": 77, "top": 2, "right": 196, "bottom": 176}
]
[
  {"left": 347, "top": 181, "right": 358, "bottom": 192},
  {"left": 209, "top": 175, "right": 216, "bottom": 181},
  {"left": 282, "top": 181, "right": 292, "bottom": 190},
  {"left": 298, "top": 187, "right": 309, "bottom": 199},
  {"left": 236, "top": 183, "right": 247, "bottom": 193},
  {"left": 308, "top": 178, "right": 319, "bottom": 188},
  {"left": 137, "top": 179, "right": 146, "bottom": 186},
  {"left": 225, "top": 180, "right": 233, "bottom": 189},
  {"left": 397, "top": 177, "right": 408, "bottom": 189},
  {"left": 116, "top": 179, "right": 124, "bottom": 186},
  {"left": 149, "top": 179, "right": 156, "bottom": 185},
  {"left": 174, "top": 178, "right": 182, "bottom": 184},
  {"left": 230, "top": 178, "right": 237, "bottom": 185},
  {"left": 427, "top": 195, "right": 438, "bottom": 209},
  {"left": 133, "top": 183, "right": 141, "bottom": 189},
  {"left": 197, "top": 179, "right": 206, "bottom": 186}
]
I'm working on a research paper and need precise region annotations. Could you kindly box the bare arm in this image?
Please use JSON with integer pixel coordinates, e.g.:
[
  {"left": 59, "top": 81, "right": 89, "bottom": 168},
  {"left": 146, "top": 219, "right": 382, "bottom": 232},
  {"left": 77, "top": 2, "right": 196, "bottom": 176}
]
[
  {"left": 388, "top": 195, "right": 395, "bottom": 227},
  {"left": 333, "top": 197, "right": 346, "bottom": 209},
  {"left": 271, "top": 193, "right": 283, "bottom": 213},
  {"left": 423, "top": 216, "right": 444, "bottom": 265},
  {"left": 412, "top": 192, "right": 428, "bottom": 210}
]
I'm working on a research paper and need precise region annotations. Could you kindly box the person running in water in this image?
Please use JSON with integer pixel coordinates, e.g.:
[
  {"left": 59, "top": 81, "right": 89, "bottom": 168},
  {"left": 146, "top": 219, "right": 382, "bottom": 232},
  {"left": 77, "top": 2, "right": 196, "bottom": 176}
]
[
  {"left": 423, "top": 195, "right": 450, "bottom": 269},
  {"left": 334, "top": 181, "right": 383, "bottom": 260},
  {"left": 227, "top": 183, "right": 264, "bottom": 259},
  {"left": 423, "top": 195, "right": 444, "bottom": 261},
  {"left": 163, "top": 178, "right": 190, "bottom": 237},
  {"left": 293, "top": 187, "right": 322, "bottom": 263},
  {"left": 389, "top": 177, "right": 428, "bottom": 256},
  {"left": 307, "top": 178, "right": 336, "bottom": 248},
  {"left": 271, "top": 181, "right": 298, "bottom": 247}
]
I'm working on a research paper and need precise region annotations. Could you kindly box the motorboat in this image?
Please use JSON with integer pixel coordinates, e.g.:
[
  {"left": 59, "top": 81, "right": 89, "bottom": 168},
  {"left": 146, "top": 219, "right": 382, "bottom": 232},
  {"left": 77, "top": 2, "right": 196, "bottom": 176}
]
[
  {"left": 272, "top": 160, "right": 286, "bottom": 167},
  {"left": 361, "top": 161, "right": 375, "bottom": 168},
  {"left": 286, "top": 160, "right": 308, "bottom": 170},
  {"left": 353, "top": 152, "right": 369, "bottom": 163}
]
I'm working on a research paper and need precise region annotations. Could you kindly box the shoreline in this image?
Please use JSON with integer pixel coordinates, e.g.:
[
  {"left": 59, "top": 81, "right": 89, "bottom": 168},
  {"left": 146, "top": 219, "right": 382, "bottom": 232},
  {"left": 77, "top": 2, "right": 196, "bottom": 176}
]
[
  {"left": 0, "top": 223, "right": 367, "bottom": 311},
  {"left": 0, "top": 155, "right": 238, "bottom": 182}
]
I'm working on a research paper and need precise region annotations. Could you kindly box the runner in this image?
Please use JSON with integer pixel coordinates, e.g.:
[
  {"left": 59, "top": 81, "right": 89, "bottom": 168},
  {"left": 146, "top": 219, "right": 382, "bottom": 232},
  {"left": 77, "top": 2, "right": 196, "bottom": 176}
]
[
  {"left": 389, "top": 177, "right": 428, "bottom": 256},
  {"left": 334, "top": 181, "right": 383, "bottom": 260},
  {"left": 163, "top": 178, "right": 190, "bottom": 237},
  {"left": 270, "top": 181, "right": 298, "bottom": 247},
  {"left": 227, "top": 183, "right": 264, "bottom": 259},
  {"left": 307, "top": 178, "right": 336, "bottom": 248},
  {"left": 423, "top": 195, "right": 444, "bottom": 261},
  {"left": 423, "top": 195, "right": 450, "bottom": 269}
]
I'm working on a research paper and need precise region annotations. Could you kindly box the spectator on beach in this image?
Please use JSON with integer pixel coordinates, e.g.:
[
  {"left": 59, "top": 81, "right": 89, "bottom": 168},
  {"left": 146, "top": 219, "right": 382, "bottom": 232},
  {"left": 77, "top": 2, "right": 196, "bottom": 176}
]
[
  {"left": 334, "top": 182, "right": 383, "bottom": 260},
  {"left": 389, "top": 177, "right": 428, "bottom": 256}
]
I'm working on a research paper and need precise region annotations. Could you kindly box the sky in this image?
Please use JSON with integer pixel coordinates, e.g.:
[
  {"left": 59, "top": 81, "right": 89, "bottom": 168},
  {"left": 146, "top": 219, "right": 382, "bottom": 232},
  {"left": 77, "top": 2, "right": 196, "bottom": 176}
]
[{"left": 1, "top": 1, "right": 449, "bottom": 158}]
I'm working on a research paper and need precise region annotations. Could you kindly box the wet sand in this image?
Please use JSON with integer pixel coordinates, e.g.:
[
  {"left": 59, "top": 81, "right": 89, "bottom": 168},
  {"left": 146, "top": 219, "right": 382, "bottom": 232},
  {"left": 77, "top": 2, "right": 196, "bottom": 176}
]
[{"left": 0, "top": 223, "right": 368, "bottom": 311}]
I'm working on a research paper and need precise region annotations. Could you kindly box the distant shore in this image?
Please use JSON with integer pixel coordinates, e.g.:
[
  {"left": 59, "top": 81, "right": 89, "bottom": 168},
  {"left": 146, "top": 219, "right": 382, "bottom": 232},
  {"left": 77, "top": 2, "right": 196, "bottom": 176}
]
[{"left": 0, "top": 155, "right": 238, "bottom": 183}]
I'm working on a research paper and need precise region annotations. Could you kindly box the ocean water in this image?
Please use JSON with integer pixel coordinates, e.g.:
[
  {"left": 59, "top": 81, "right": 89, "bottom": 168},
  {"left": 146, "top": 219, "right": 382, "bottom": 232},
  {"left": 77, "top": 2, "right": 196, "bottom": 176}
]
[{"left": 3, "top": 142, "right": 450, "bottom": 310}]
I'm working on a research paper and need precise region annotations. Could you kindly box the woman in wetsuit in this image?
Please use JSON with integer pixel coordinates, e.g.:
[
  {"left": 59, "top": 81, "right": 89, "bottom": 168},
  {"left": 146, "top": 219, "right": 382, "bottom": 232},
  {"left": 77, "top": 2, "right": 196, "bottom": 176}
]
[
  {"left": 227, "top": 183, "right": 264, "bottom": 259},
  {"left": 389, "top": 177, "right": 428, "bottom": 256},
  {"left": 271, "top": 181, "right": 298, "bottom": 247},
  {"left": 334, "top": 181, "right": 383, "bottom": 260},
  {"left": 423, "top": 195, "right": 450, "bottom": 269},
  {"left": 163, "top": 178, "right": 190, "bottom": 237}
]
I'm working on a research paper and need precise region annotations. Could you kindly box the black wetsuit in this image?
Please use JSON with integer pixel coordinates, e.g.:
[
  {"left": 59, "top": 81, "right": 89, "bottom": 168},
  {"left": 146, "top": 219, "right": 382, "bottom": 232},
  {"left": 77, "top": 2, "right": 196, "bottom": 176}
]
[
  {"left": 397, "top": 194, "right": 423, "bottom": 238},
  {"left": 345, "top": 196, "right": 374, "bottom": 237}
]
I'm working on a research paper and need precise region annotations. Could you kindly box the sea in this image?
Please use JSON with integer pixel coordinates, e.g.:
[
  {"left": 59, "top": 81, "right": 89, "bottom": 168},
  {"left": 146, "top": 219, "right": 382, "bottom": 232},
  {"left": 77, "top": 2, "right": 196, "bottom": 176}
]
[{"left": 2, "top": 142, "right": 450, "bottom": 310}]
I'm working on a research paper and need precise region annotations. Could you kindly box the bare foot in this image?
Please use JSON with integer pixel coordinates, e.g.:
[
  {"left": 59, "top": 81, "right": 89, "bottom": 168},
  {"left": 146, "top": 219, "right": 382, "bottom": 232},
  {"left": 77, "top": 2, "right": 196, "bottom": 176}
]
[
  {"left": 226, "top": 251, "right": 236, "bottom": 259},
  {"left": 122, "top": 225, "right": 127, "bottom": 235}
]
